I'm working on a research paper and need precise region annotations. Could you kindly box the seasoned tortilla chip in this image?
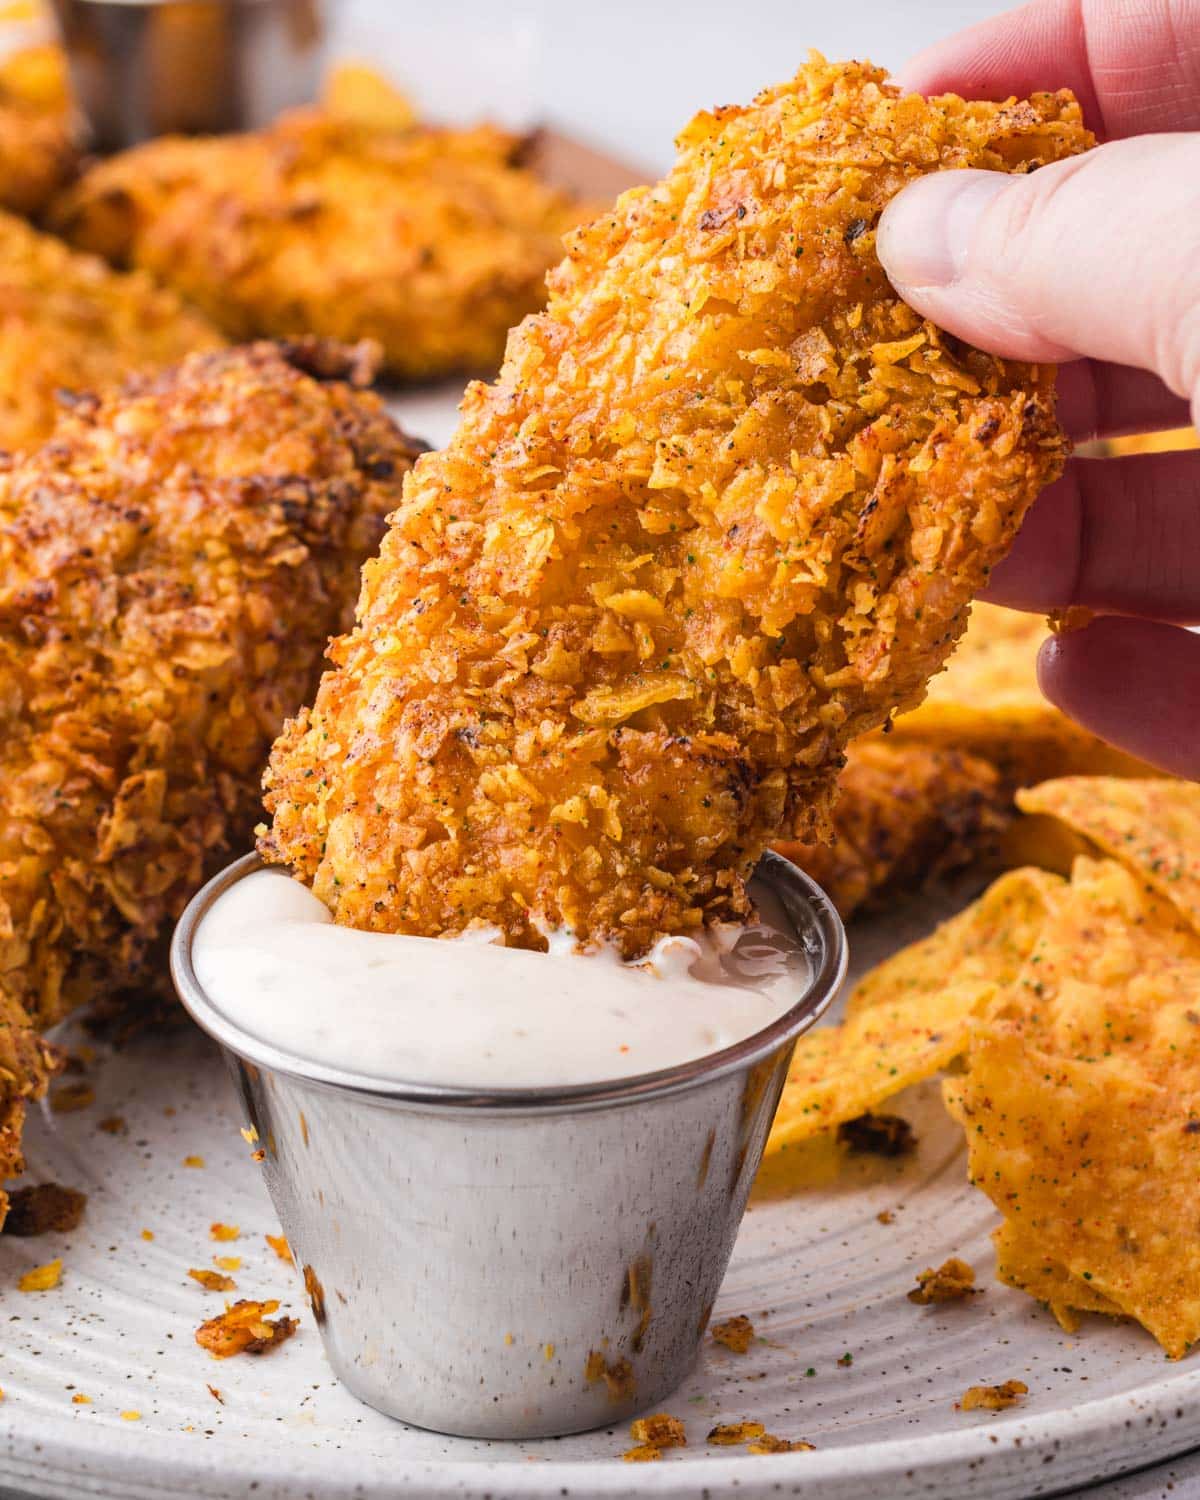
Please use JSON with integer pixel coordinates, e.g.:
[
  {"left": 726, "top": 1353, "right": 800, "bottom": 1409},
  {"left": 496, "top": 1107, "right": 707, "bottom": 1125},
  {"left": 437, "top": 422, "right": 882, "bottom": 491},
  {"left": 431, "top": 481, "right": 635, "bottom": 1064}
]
[
  {"left": 1016, "top": 778, "right": 1200, "bottom": 937},
  {"left": 889, "top": 602, "right": 1152, "bottom": 787},
  {"left": 953, "top": 861, "right": 1200, "bottom": 1358},
  {"left": 991, "top": 1219, "right": 1123, "bottom": 1334},
  {"left": 767, "top": 868, "right": 1061, "bottom": 1150}
]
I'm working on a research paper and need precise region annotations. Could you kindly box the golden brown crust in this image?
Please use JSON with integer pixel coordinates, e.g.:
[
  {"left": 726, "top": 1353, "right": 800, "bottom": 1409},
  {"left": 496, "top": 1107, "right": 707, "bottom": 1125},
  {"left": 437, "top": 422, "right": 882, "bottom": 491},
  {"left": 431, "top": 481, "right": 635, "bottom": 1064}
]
[
  {"left": 0, "top": 209, "right": 225, "bottom": 452},
  {"left": 0, "top": 342, "right": 422, "bottom": 1198},
  {"left": 52, "top": 110, "right": 585, "bottom": 381},
  {"left": 773, "top": 740, "right": 1009, "bottom": 918},
  {"left": 262, "top": 58, "right": 1087, "bottom": 953}
]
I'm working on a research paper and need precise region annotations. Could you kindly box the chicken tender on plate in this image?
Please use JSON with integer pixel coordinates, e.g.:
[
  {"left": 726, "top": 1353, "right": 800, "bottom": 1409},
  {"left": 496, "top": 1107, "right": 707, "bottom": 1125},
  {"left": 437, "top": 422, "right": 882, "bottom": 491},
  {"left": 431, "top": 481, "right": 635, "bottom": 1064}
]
[
  {"left": 0, "top": 341, "right": 423, "bottom": 1207},
  {"left": 0, "top": 42, "right": 76, "bottom": 218},
  {"left": 0, "top": 209, "right": 224, "bottom": 452},
  {"left": 261, "top": 56, "right": 1090, "bottom": 954},
  {"left": 772, "top": 741, "right": 1009, "bottom": 921},
  {"left": 52, "top": 108, "right": 587, "bottom": 381}
]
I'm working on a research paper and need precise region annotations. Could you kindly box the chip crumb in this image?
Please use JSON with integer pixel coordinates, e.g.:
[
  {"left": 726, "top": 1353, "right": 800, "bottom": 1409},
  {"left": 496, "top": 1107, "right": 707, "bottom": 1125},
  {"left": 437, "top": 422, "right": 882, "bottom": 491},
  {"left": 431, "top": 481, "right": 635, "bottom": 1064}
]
[
  {"left": 630, "top": 1412, "right": 687, "bottom": 1449},
  {"left": 959, "top": 1380, "right": 1028, "bottom": 1412},
  {"left": 707, "top": 1420, "right": 766, "bottom": 1446},
  {"left": 49, "top": 1082, "right": 95, "bottom": 1114},
  {"left": 188, "top": 1268, "right": 237, "bottom": 1292},
  {"left": 251, "top": 1149, "right": 266, "bottom": 1163},
  {"left": 140, "top": 1228, "right": 154, "bottom": 1242},
  {"left": 748, "top": 1434, "right": 815, "bottom": 1454},
  {"left": 209, "top": 1223, "right": 239, "bottom": 1242},
  {"left": 265, "top": 1233, "right": 294, "bottom": 1265},
  {"left": 584, "top": 1349, "right": 635, "bottom": 1401},
  {"left": 1048, "top": 605, "right": 1094, "bottom": 636},
  {"left": 214, "top": 1255, "right": 241, "bottom": 1272},
  {"left": 837, "top": 1112, "right": 916, "bottom": 1157},
  {"left": 877, "top": 1210, "right": 896, "bottom": 1225},
  {"left": 621, "top": 1443, "right": 662, "bottom": 1462},
  {"left": 240, "top": 1125, "right": 259, "bottom": 1145},
  {"left": 908, "top": 1257, "right": 979, "bottom": 1305},
  {"left": 195, "top": 1299, "right": 298, "bottom": 1358},
  {"left": 207, "top": 1384, "right": 224, "bottom": 1404},
  {"left": 711, "top": 1314, "right": 755, "bottom": 1353},
  {"left": 837, "top": 1351, "right": 854, "bottom": 1367},
  {"left": 4, "top": 1183, "right": 87, "bottom": 1236},
  {"left": 72, "top": 1393, "right": 91, "bottom": 1404},
  {"left": 182, "top": 1155, "right": 205, "bottom": 1169},
  {"left": 120, "top": 1410, "right": 141, "bottom": 1422},
  {"left": 18, "top": 1257, "right": 62, "bottom": 1292},
  {"left": 97, "top": 1115, "right": 126, "bottom": 1135}
]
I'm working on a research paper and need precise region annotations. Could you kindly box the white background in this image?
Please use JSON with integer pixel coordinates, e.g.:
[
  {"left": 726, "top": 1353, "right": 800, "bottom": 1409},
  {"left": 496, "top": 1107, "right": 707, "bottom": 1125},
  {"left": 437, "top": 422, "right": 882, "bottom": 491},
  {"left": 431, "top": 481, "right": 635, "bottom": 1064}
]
[{"left": 330, "top": 0, "right": 1013, "bottom": 171}]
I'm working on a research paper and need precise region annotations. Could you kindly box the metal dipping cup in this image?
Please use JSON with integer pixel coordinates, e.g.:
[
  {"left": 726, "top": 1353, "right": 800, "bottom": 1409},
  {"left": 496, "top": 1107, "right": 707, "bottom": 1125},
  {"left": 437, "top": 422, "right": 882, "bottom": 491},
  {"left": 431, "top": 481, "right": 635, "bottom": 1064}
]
[
  {"left": 51, "top": 0, "right": 324, "bottom": 151},
  {"left": 171, "top": 851, "right": 846, "bottom": 1440}
]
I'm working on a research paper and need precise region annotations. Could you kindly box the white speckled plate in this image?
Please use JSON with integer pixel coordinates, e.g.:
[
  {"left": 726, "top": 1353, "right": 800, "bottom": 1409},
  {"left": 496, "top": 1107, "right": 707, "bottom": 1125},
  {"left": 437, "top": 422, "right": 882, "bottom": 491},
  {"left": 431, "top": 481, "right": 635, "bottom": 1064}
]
[
  {"left": 3, "top": 883, "right": 1200, "bottom": 1500},
  {"left": 1, "top": 387, "right": 1198, "bottom": 1500}
]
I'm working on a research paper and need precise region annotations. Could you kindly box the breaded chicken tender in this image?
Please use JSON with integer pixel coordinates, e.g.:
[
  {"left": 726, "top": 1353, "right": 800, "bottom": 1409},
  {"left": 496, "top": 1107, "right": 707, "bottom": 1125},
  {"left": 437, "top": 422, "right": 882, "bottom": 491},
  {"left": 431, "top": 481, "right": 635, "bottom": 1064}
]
[
  {"left": 261, "top": 57, "right": 1090, "bottom": 954},
  {"left": 773, "top": 741, "right": 1009, "bottom": 920},
  {"left": 0, "top": 209, "right": 224, "bottom": 451},
  {"left": 0, "top": 43, "right": 76, "bottom": 217},
  {"left": 52, "top": 109, "right": 585, "bottom": 381},
  {"left": 0, "top": 341, "right": 422, "bottom": 1205}
]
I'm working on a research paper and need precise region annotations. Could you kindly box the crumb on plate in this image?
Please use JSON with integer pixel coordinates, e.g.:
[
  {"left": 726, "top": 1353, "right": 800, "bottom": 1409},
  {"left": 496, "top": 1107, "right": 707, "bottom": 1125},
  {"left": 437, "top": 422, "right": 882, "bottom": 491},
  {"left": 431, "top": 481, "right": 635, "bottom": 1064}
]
[
  {"left": 908, "top": 1256, "right": 979, "bottom": 1305},
  {"left": 711, "top": 1314, "right": 755, "bottom": 1353}
]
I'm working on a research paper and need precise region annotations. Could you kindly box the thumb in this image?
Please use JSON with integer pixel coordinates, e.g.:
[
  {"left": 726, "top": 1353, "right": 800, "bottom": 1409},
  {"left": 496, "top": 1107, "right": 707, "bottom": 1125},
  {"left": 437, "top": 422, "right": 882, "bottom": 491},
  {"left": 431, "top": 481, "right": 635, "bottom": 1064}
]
[{"left": 876, "top": 135, "right": 1200, "bottom": 413}]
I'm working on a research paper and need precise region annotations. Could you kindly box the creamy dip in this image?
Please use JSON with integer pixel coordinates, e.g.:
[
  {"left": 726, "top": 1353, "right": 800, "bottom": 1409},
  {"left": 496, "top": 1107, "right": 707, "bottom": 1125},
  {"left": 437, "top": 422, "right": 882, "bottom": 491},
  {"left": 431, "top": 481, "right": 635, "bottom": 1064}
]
[{"left": 192, "top": 868, "right": 810, "bottom": 1088}]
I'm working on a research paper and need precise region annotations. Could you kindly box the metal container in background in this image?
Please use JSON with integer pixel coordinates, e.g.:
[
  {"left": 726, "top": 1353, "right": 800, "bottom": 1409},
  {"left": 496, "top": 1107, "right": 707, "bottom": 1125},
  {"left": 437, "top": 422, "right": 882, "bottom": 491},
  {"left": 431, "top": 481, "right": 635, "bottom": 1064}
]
[
  {"left": 51, "top": 0, "right": 324, "bottom": 151},
  {"left": 171, "top": 850, "right": 846, "bottom": 1440}
]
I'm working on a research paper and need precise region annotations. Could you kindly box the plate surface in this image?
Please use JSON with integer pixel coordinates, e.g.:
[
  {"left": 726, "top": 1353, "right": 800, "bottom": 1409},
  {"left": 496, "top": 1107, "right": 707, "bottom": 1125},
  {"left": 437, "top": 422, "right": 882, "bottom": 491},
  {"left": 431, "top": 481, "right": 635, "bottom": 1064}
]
[
  {"left": 1, "top": 389, "right": 1198, "bottom": 1500},
  {"left": 2, "top": 887, "right": 1199, "bottom": 1500}
]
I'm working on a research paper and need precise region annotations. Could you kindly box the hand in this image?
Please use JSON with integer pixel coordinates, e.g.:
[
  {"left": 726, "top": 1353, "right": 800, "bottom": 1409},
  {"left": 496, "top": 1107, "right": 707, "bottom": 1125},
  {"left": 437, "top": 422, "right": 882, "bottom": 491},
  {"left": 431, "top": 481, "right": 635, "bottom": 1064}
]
[{"left": 875, "top": 0, "right": 1200, "bottom": 779}]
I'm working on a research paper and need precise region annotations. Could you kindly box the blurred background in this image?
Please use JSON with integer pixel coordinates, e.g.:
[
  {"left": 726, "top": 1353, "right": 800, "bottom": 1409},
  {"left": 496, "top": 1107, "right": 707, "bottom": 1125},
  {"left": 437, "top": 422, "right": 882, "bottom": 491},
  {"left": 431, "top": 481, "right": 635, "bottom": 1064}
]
[{"left": 328, "top": 0, "right": 1014, "bottom": 170}]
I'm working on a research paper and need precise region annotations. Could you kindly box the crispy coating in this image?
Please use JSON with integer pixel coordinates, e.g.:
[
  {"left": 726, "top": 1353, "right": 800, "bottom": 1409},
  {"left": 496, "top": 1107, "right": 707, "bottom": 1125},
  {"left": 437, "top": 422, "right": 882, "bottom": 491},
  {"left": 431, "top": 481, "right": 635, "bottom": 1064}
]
[
  {"left": 262, "top": 58, "right": 1086, "bottom": 953},
  {"left": 0, "top": 44, "right": 76, "bottom": 218},
  {"left": 0, "top": 341, "right": 422, "bottom": 1200},
  {"left": 772, "top": 740, "right": 1008, "bottom": 918},
  {"left": 52, "top": 108, "right": 584, "bottom": 381},
  {"left": 0, "top": 209, "right": 224, "bottom": 452}
]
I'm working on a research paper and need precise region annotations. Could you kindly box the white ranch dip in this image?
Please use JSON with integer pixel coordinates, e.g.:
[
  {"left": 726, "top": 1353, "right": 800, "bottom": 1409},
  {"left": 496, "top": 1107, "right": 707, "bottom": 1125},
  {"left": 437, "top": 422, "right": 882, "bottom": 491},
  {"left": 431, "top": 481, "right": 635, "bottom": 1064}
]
[{"left": 192, "top": 868, "right": 810, "bottom": 1088}]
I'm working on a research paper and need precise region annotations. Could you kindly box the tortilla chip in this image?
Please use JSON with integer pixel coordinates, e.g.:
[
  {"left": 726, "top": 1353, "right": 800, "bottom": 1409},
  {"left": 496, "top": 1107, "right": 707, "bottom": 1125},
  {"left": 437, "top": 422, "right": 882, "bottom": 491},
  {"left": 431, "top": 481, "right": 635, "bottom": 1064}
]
[
  {"left": 953, "top": 860, "right": 1200, "bottom": 1358},
  {"left": 847, "top": 866, "right": 1063, "bottom": 1020},
  {"left": 992, "top": 1220, "right": 1123, "bottom": 1333},
  {"left": 1016, "top": 778, "right": 1200, "bottom": 936},
  {"left": 767, "top": 868, "right": 1063, "bottom": 1151},
  {"left": 889, "top": 602, "right": 1152, "bottom": 786}
]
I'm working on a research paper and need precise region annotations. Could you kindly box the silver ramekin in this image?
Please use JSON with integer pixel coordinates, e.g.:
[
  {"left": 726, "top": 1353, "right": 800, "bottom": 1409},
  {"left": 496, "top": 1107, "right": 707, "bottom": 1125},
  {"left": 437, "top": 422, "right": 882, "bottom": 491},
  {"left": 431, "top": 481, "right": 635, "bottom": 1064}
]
[
  {"left": 170, "top": 850, "right": 846, "bottom": 1440},
  {"left": 51, "top": 0, "right": 324, "bottom": 151}
]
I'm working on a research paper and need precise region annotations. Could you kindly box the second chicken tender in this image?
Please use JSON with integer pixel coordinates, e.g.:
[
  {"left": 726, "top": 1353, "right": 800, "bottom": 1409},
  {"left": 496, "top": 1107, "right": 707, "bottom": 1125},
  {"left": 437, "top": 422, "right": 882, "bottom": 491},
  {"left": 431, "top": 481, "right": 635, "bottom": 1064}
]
[
  {"left": 0, "top": 340, "right": 423, "bottom": 1209},
  {"left": 262, "top": 56, "right": 1090, "bottom": 954},
  {"left": 52, "top": 109, "right": 585, "bottom": 381},
  {"left": 0, "top": 209, "right": 224, "bottom": 451}
]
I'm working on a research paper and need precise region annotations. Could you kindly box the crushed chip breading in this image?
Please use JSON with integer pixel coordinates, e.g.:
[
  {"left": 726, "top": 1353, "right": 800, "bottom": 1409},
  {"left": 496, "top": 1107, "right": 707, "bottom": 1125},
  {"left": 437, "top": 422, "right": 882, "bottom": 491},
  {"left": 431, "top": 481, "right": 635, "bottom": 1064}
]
[
  {"left": 621, "top": 1443, "right": 662, "bottom": 1462},
  {"left": 209, "top": 1223, "right": 240, "bottom": 1242},
  {"left": 4, "top": 1182, "right": 86, "bottom": 1236},
  {"left": 120, "top": 1410, "right": 142, "bottom": 1422},
  {"left": 188, "top": 1268, "right": 237, "bottom": 1292},
  {"left": 265, "top": 1233, "right": 294, "bottom": 1265},
  {"left": 584, "top": 1349, "right": 635, "bottom": 1401},
  {"left": 18, "top": 1257, "right": 61, "bottom": 1291},
  {"left": 630, "top": 1412, "right": 687, "bottom": 1449},
  {"left": 214, "top": 1256, "right": 241, "bottom": 1272},
  {"left": 749, "top": 1434, "right": 815, "bottom": 1454},
  {"left": 707, "top": 1421, "right": 766, "bottom": 1446},
  {"left": 49, "top": 1082, "right": 94, "bottom": 1114},
  {"left": 908, "top": 1257, "right": 978, "bottom": 1305},
  {"left": 959, "top": 1380, "right": 1027, "bottom": 1412},
  {"left": 195, "top": 1299, "right": 298, "bottom": 1358},
  {"left": 711, "top": 1315, "right": 755, "bottom": 1354},
  {"left": 182, "top": 1155, "right": 205, "bottom": 1169},
  {"left": 71, "top": 1393, "right": 90, "bottom": 1405}
]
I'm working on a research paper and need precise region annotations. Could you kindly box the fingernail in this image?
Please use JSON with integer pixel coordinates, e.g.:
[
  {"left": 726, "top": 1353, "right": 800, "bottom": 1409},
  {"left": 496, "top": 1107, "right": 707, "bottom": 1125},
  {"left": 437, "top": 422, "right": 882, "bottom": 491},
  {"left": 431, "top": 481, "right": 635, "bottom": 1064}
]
[{"left": 876, "top": 169, "right": 1010, "bottom": 288}]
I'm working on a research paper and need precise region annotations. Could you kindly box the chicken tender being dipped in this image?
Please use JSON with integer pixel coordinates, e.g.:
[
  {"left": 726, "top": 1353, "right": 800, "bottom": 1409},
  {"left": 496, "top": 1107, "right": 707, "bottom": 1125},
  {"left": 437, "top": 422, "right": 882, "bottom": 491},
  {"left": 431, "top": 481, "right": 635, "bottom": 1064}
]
[
  {"left": 52, "top": 109, "right": 587, "bottom": 382},
  {"left": 0, "top": 341, "right": 423, "bottom": 1205},
  {"left": 261, "top": 56, "right": 1091, "bottom": 955}
]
